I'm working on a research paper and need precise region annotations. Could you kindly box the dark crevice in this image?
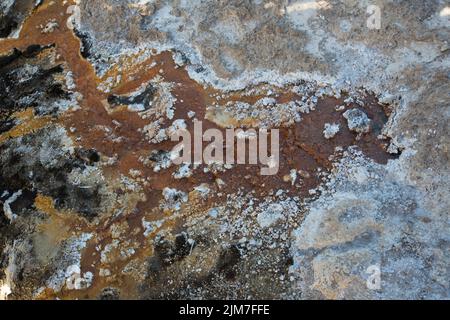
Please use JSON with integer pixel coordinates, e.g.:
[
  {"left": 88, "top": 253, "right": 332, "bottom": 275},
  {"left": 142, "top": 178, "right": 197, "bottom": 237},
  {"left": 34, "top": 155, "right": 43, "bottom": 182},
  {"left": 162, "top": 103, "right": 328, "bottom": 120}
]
[
  {"left": 73, "top": 28, "right": 93, "bottom": 59},
  {"left": 108, "top": 84, "right": 157, "bottom": 109}
]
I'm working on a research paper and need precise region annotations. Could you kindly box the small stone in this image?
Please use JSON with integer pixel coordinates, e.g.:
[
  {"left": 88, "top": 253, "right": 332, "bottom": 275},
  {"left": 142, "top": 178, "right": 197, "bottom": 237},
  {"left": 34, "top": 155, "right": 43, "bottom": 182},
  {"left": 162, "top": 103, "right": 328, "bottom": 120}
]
[
  {"left": 343, "top": 108, "right": 371, "bottom": 133},
  {"left": 323, "top": 123, "right": 340, "bottom": 139}
]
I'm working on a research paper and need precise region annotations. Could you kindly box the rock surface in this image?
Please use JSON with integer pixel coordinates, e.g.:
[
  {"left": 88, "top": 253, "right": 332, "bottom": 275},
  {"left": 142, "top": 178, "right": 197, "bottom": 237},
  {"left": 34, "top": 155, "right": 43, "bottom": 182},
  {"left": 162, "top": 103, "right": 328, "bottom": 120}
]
[{"left": 0, "top": 0, "right": 448, "bottom": 300}]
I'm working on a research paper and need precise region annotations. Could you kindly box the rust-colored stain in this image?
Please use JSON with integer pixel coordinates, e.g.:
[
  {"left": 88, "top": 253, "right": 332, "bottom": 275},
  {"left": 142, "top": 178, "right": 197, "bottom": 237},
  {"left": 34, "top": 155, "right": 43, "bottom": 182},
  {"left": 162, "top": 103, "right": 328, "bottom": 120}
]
[{"left": 0, "top": 0, "right": 396, "bottom": 299}]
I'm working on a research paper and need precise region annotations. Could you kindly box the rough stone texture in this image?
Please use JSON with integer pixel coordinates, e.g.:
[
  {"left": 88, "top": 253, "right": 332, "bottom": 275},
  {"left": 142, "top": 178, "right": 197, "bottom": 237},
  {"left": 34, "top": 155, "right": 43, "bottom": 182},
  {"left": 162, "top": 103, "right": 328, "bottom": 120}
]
[
  {"left": 77, "top": 0, "right": 449, "bottom": 90},
  {"left": 0, "top": 45, "right": 79, "bottom": 132},
  {"left": 0, "top": 0, "right": 448, "bottom": 300},
  {"left": 75, "top": 0, "right": 449, "bottom": 299},
  {"left": 290, "top": 150, "right": 449, "bottom": 299},
  {"left": 0, "top": 0, "right": 39, "bottom": 38}
]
